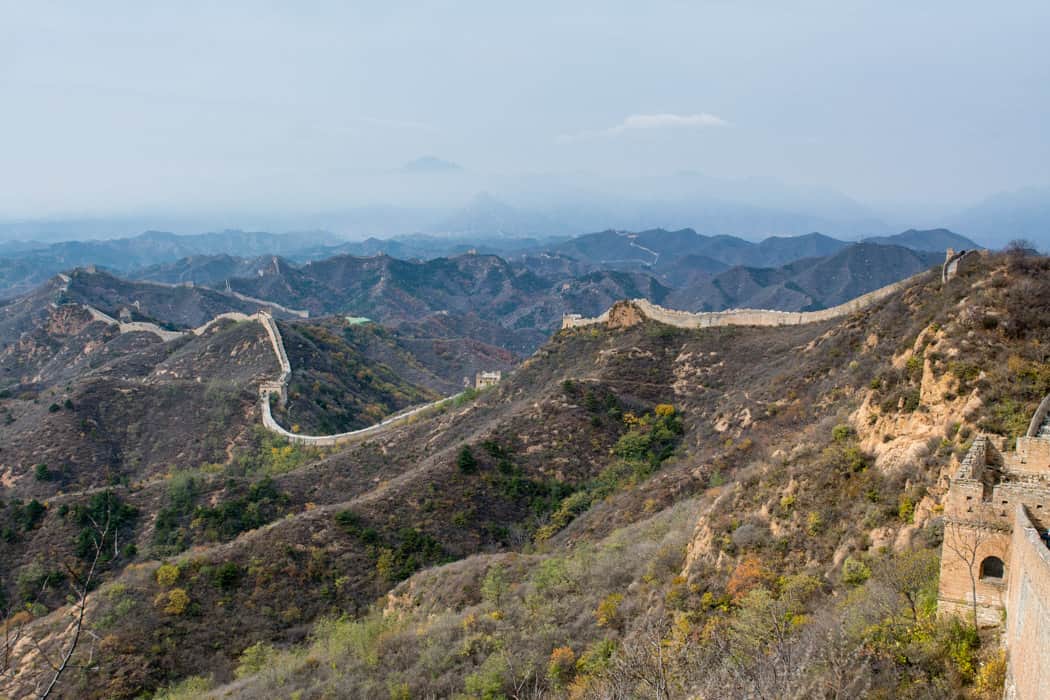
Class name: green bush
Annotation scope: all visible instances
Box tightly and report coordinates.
[72,491,138,561]
[841,557,871,586]
[831,424,853,443]
[213,562,242,592]
[235,642,276,678]
[456,446,478,474]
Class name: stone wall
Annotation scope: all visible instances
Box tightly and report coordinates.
[81,304,185,342]
[253,311,466,446]
[561,271,925,331]
[1026,394,1050,438]
[937,436,1050,626]
[1004,505,1050,700]
[1004,437,1050,476]
[937,521,1012,626]
[259,391,460,447]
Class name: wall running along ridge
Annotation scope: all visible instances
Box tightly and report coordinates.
[78,303,466,446]
[253,311,466,446]
[561,270,928,330]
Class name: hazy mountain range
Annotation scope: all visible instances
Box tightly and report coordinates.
[0,225,977,302]
[2,171,1045,248]
[0,228,968,359]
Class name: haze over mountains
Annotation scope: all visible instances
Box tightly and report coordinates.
[2,171,1047,251]
[0,227,973,358]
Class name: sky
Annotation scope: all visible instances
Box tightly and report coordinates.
[1,0,1049,224]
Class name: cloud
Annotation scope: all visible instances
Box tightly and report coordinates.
[560,112,729,141]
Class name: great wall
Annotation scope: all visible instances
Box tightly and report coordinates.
[74,299,468,447]
[561,269,921,331]
[937,401,1050,700]
[561,249,981,332]
[252,311,469,447]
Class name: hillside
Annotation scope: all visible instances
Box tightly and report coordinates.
[665,243,941,311]
[2,250,1046,698]
[0,230,339,299]
[132,254,277,287]
[221,253,669,352]
[863,228,979,252]
[546,227,966,272]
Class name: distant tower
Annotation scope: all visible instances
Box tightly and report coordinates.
[474,370,502,390]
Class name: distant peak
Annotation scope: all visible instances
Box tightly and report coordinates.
[400,156,463,173]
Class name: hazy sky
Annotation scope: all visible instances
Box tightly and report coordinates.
[2,1,1049,219]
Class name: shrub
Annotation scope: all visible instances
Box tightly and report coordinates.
[213,562,242,591]
[806,511,824,535]
[161,588,190,615]
[727,555,769,601]
[547,646,576,687]
[456,446,478,474]
[898,494,915,523]
[481,564,507,610]
[33,463,51,482]
[72,491,138,561]
[831,424,853,443]
[595,593,623,629]
[155,563,180,587]
[841,557,871,586]
[236,641,276,678]
[16,499,46,530]
[973,649,1007,698]
[153,675,214,700]
[463,653,507,699]
[575,638,617,676]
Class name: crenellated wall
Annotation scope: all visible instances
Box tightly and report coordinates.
[1004,505,1050,700]
[561,271,926,331]
[253,312,467,446]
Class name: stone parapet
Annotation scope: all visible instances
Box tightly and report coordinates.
[1004,505,1050,699]
[561,271,926,331]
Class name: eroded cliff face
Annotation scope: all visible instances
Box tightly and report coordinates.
[852,323,981,478]
[678,309,989,586]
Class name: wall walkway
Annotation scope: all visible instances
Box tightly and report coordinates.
[562,271,928,330]
[252,311,465,446]
[79,299,466,446]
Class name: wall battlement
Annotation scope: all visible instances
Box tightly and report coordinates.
[253,313,467,446]
[561,270,928,331]
[938,396,1050,697]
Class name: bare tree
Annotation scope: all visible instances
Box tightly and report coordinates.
[598,617,682,700]
[1,493,121,699]
[942,516,993,628]
[36,506,111,699]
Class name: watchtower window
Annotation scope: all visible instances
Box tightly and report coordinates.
[980,556,1005,580]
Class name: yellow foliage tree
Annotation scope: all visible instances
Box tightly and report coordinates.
[155,563,180,588]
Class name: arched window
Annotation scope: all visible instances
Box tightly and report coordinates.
[980,556,1005,580]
